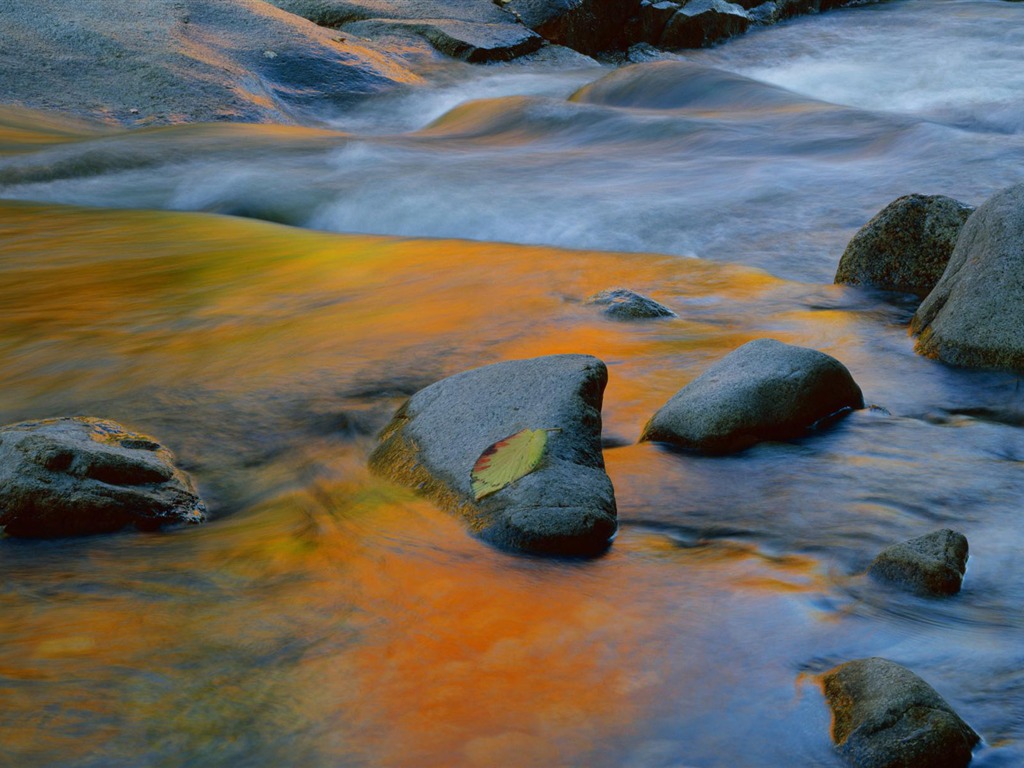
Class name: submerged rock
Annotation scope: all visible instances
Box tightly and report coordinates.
[835,194,974,299]
[640,338,863,454]
[587,288,676,320]
[369,354,617,556]
[0,417,206,538]
[912,184,1024,370]
[823,658,979,768]
[869,529,969,596]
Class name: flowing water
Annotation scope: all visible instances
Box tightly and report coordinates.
[1,0,1023,765]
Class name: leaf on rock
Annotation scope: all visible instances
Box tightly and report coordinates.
[471,428,550,501]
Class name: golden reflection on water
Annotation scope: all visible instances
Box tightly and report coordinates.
[0,199,870,766]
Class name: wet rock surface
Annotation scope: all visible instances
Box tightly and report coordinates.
[0,0,420,126]
[641,338,863,454]
[823,658,979,768]
[343,18,543,61]
[835,194,975,299]
[869,528,969,596]
[369,354,617,556]
[0,417,206,538]
[912,184,1024,371]
[587,288,676,320]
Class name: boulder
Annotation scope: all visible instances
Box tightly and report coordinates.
[911,184,1024,370]
[835,195,974,299]
[342,18,543,61]
[369,355,617,556]
[823,658,979,768]
[0,417,206,538]
[500,0,639,55]
[659,0,751,48]
[640,338,863,454]
[0,0,419,126]
[587,288,676,320]
[869,529,969,596]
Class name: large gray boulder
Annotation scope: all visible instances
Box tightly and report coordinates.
[369,355,617,556]
[640,339,863,454]
[911,184,1024,370]
[835,194,975,299]
[0,0,419,126]
[823,658,979,768]
[0,417,206,538]
[869,529,969,596]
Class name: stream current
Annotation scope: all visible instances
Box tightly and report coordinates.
[1,0,1023,766]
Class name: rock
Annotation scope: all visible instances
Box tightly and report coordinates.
[869,529,969,596]
[835,195,975,299]
[0,417,206,538]
[369,354,617,556]
[587,288,676,320]
[823,658,979,768]
[500,0,638,55]
[342,18,543,61]
[640,338,863,454]
[911,184,1024,370]
[659,0,751,48]
[0,0,420,126]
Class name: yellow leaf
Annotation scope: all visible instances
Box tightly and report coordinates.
[471,428,550,501]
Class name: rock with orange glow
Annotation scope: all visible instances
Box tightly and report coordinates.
[0,417,206,538]
[823,658,979,768]
[269,0,543,61]
[0,0,420,126]
[640,338,863,454]
[369,354,617,555]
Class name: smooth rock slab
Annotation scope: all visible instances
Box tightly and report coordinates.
[869,528,969,596]
[823,658,979,768]
[912,184,1024,370]
[587,288,676,320]
[640,338,864,454]
[835,194,974,299]
[369,354,617,555]
[0,417,206,538]
[343,18,543,61]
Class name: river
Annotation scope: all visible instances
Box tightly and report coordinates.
[0,0,1022,766]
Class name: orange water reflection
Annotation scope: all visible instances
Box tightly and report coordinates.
[0,200,872,766]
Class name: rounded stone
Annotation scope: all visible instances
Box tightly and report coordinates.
[640,338,864,454]
[835,194,974,299]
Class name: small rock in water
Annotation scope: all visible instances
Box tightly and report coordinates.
[587,288,676,320]
[369,354,617,556]
[912,183,1024,371]
[0,417,206,538]
[869,528,968,596]
[835,194,974,299]
[823,657,979,768]
[640,338,863,454]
